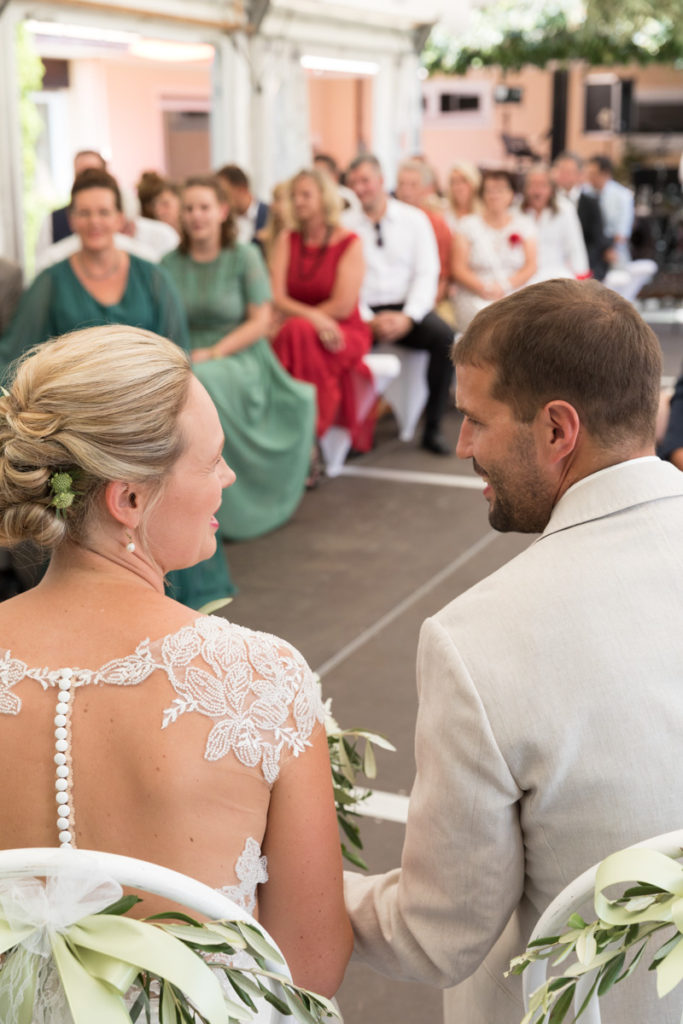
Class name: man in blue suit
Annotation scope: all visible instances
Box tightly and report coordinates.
[216,164,268,248]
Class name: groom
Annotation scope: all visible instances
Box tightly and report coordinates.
[344,279,683,1023]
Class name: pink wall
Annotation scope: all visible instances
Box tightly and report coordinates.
[101,60,212,193]
[308,74,373,172]
[421,63,683,192]
[421,68,554,192]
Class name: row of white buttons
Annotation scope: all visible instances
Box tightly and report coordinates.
[54,669,74,847]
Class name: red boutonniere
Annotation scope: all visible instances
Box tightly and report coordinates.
[508,233,523,246]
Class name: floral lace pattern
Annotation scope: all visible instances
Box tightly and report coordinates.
[159,617,323,783]
[0,617,323,783]
[218,837,269,914]
[0,617,324,910]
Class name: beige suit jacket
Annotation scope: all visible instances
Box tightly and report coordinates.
[345,457,683,1023]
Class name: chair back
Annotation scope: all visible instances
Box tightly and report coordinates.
[522,829,683,1023]
[0,847,289,1023]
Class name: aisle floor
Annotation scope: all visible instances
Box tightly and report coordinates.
[221,318,683,1024]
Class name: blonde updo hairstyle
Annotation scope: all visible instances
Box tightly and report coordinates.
[0,325,192,551]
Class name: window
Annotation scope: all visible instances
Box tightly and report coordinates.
[633,101,683,133]
[439,92,480,113]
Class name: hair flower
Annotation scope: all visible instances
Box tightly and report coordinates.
[49,471,76,515]
[508,232,523,246]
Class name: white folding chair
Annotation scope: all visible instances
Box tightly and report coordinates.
[377,346,431,443]
[523,829,683,1023]
[0,847,290,1024]
[604,259,658,304]
[319,350,401,477]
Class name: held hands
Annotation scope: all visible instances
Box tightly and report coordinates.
[371,310,412,344]
[479,281,507,301]
[311,311,344,353]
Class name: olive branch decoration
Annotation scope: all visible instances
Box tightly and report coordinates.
[508,846,683,1024]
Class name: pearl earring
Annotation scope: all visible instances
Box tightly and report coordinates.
[125,531,136,554]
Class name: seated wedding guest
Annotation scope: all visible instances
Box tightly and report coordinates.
[162,176,315,539]
[35,149,106,266]
[585,154,634,267]
[584,155,657,303]
[0,324,351,996]
[256,180,293,268]
[657,364,683,470]
[271,168,373,480]
[136,170,182,233]
[344,154,455,456]
[520,163,590,282]
[345,279,683,1024]
[1,168,188,367]
[0,258,22,335]
[35,171,179,275]
[552,151,610,280]
[216,164,268,246]
[314,153,360,213]
[451,169,536,331]
[0,167,229,611]
[443,161,482,231]
[395,159,452,306]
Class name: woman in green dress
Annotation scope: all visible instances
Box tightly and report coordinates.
[162,176,315,541]
[0,167,233,610]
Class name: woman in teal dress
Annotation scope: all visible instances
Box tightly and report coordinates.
[162,176,315,541]
[0,167,233,610]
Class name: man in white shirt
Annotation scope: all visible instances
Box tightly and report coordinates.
[216,164,268,247]
[585,154,635,267]
[345,154,455,455]
[345,278,683,1024]
[552,151,610,279]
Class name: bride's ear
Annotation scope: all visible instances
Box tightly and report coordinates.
[103,481,144,528]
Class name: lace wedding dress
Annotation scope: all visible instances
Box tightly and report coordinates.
[0,615,325,1022]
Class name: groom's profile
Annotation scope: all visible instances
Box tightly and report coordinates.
[344,279,683,1024]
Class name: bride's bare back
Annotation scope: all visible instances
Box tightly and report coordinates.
[0,327,351,994]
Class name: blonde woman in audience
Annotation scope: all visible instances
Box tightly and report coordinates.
[162,175,315,538]
[0,324,352,1001]
[520,163,590,283]
[271,168,373,480]
[257,180,293,267]
[444,161,482,231]
[451,169,536,331]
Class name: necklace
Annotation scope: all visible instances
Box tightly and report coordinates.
[296,226,332,279]
[76,251,122,281]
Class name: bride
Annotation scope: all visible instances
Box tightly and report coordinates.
[0,324,352,998]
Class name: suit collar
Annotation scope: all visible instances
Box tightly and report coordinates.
[540,457,683,538]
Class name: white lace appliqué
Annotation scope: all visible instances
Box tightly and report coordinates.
[0,617,323,904]
[159,617,323,783]
[218,837,268,914]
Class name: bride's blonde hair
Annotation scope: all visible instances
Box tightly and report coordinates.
[0,325,191,549]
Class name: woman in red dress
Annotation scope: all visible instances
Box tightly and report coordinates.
[270,169,373,472]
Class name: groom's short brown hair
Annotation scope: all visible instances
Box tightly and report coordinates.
[453,278,661,448]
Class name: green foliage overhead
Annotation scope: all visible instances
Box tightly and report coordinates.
[422,4,683,74]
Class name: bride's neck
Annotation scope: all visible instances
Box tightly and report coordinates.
[44,538,164,595]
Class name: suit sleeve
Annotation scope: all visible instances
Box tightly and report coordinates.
[579,195,609,280]
[344,616,524,987]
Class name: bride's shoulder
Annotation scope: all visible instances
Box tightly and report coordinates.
[157,615,314,680]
